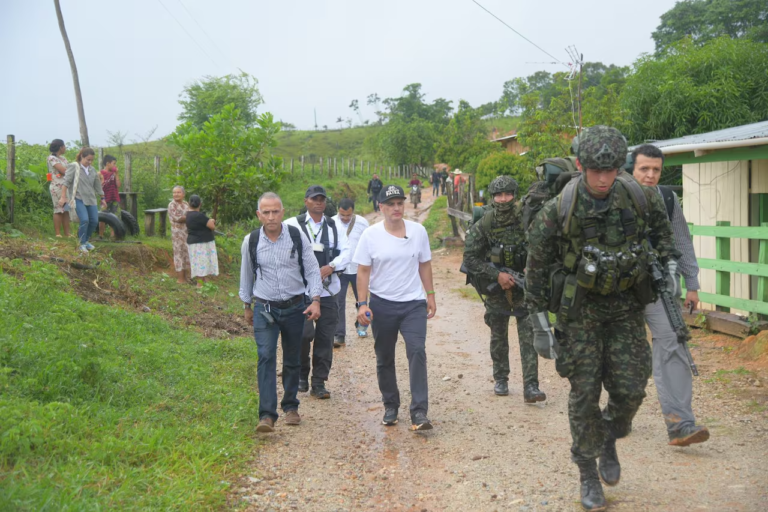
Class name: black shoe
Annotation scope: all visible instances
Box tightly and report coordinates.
[577,460,607,511]
[598,436,621,486]
[310,385,330,399]
[411,411,433,431]
[298,379,309,393]
[382,408,398,426]
[494,380,509,396]
[523,383,547,403]
[333,335,345,348]
[668,425,710,447]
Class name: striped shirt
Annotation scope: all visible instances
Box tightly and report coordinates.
[659,187,700,291]
[238,223,322,304]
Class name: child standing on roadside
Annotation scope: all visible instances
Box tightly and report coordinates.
[99,155,121,238]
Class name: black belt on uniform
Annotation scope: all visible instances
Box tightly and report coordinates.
[253,294,304,309]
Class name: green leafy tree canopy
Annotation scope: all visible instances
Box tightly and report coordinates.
[169,104,282,222]
[178,72,263,129]
[475,152,534,195]
[435,100,499,173]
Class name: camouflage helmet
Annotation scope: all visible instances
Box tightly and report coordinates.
[488,175,518,195]
[577,125,627,170]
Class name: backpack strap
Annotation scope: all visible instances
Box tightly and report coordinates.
[558,175,580,235]
[658,185,676,221]
[248,228,261,286]
[615,173,649,220]
[346,215,356,237]
[248,226,307,289]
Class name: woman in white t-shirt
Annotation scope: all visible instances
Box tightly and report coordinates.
[354,184,436,431]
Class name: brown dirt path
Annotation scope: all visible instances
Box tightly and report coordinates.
[232,188,768,511]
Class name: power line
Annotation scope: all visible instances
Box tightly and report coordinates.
[174,0,237,70]
[155,0,219,68]
[470,0,567,67]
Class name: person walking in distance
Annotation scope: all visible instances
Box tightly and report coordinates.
[367,173,383,212]
[462,176,546,403]
[525,126,679,511]
[286,185,350,399]
[631,143,709,447]
[355,184,437,431]
[332,198,370,347]
[239,192,322,433]
[431,168,441,197]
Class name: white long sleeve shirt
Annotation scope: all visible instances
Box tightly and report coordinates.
[285,214,349,297]
[332,213,370,275]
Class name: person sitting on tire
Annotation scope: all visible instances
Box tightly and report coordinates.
[98,154,121,239]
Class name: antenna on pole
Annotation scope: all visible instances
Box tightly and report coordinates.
[565,46,584,134]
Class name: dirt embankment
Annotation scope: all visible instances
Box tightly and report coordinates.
[230,188,768,511]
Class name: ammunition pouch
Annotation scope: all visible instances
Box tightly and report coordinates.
[548,266,567,314]
[632,271,656,306]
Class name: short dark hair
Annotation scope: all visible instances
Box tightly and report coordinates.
[338,198,355,210]
[49,139,65,154]
[102,154,117,168]
[631,144,665,169]
[189,194,202,208]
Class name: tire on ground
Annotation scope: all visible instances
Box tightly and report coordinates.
[98,212,126,240]
[120,210,140,236]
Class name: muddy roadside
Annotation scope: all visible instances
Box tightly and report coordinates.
[232,189,768,511]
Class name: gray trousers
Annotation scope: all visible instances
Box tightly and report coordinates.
[335,273,359,337]
[370,294,429,417]
[645,298,696,435]
[301,296,339,386]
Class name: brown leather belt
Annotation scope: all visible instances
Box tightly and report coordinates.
[253,294,304,309]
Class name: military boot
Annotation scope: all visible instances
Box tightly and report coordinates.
[494,380,509,396]
[598,435,620,486]
[576,460,607,511]
[523,383,546,403]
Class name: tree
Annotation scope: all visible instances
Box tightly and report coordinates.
[169,104,282,222]
[475,152,534,193]
[435,100,499,172]
[54,0,89,146]
[621,37,768,143]
[178,72,263,129]
[652,0,768,54]
[106,130,128,155]
[349,99,362,123]
[367,93,383,124]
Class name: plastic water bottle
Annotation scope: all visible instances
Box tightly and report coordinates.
[358,312,370,337]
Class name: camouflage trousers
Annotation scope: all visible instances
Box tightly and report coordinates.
[555,294,652,462]
[483,295,538,386]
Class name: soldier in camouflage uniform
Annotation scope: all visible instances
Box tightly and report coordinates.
[462,176,546,402]
[525,126,679,511]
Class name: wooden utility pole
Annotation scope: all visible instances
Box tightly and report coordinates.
[54,0,89,146]
[577,53,583,134]
[154,156,161,177]
[6,135,15,223]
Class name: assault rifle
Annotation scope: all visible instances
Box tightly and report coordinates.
[648,253,699,376]
[459,262,525,297]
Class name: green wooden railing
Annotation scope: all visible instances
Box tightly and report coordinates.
[684,222,768,315]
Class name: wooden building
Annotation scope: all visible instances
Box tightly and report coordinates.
[644,120,768,317]
[491,132,526,155]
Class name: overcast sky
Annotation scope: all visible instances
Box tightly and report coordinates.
[1,0,678,146]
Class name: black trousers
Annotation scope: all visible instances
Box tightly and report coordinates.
[301,296,339,386]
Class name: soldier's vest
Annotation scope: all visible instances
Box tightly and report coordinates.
[479,208,527,273]
[551,173,655,317]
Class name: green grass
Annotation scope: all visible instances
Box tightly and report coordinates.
[421,196,451,249]
[274,125,381,161]
[0,259,259,510]
[452,287,482,302]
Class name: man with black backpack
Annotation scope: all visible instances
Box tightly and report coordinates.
[239,192,323,433]
[630,144,709,448]
[286,185,350,399]
[525,126,680,511]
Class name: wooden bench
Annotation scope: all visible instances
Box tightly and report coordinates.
[144,208,168,237]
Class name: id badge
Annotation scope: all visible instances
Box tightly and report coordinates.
[312,243,324,252]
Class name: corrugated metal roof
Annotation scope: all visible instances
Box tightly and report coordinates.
[491,134,518,142]
[635,120,768,152]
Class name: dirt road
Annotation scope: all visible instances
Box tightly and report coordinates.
[233,188,768,511]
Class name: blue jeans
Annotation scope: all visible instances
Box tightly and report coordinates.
[253,299,306,421]
[75,199,99,245]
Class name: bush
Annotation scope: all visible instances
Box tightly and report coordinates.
[475,152,535,194]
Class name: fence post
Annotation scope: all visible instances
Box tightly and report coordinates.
[715,220,731,313]
[301,155,304,174]
[154,155,160,177]
[757,222,768,305]
[290,158,294,174]
[98,147,104,168]
[5,134,15,223]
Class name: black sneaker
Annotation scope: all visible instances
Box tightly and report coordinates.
[382,408,398,426]
[333,335,345,348]
[411,411,433,431]
[523,383,547,404]
[298,378,309,393]
[310,385,331,399]
[494,380,509,396]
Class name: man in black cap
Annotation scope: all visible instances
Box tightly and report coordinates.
[286,185,350,399]
[354,184,436,430]
[367,174,384,212]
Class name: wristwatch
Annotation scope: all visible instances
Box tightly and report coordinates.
[356,300,368,308]
[329,262,337,270]
[243,303,252,310]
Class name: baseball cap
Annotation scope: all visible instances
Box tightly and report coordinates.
[378,184,406,203]
[305,185,327,199]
